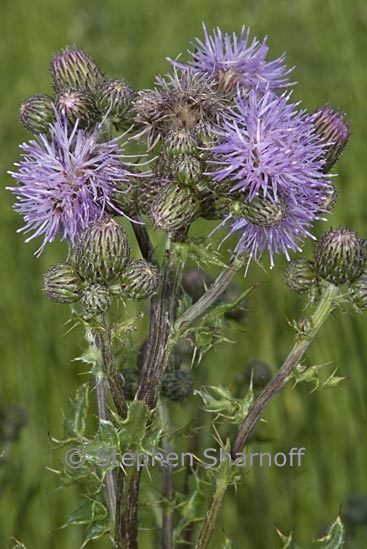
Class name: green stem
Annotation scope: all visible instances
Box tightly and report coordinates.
[174,254,244,336]
[195,282,340,549]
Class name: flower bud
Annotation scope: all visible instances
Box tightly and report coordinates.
[20,94,55,134]
[121,260,161,300]
[313,104,350,173]
[120,368,139,400]
[151,182,200,231]
[55,88,98,128]
[170,154,202,184]
[76,218,130,283]
[239,194,287,227]
[314,227,366,285]
[163,128,199,158]
[284,259,317,294]
[95,79,135,128]
[349,271,367,311]
[43,263,83,304]
[161,370,194,401]
[80,283,110,318]
[50,46,105,93]
[137,178,169,216]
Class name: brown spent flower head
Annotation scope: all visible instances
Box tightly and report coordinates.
[133,69,228,149]
[314,227,366,285]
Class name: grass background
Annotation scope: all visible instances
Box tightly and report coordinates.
[1,0,367,547]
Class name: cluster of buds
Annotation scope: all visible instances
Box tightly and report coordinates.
[20,47,135,135]
[43,218,161,319]
[285,227,367,311]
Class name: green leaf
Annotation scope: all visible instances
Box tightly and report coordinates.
[119,400,150,451]
[67,497,107,526]
[275,527,302,549]
[81,516,110,547]
[63,383,90,440]
[311,516,345,548]
[173,238,227,269]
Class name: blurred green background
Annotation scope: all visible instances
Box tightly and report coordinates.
[1,0,367,547]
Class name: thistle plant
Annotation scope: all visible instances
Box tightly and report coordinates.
[8,23,360,549]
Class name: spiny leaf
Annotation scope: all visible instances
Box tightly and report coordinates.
[311,516,345,548]
[173,238,227,269]
[119,400,150,451]
[67,497,107,526]
[63,383,90,440]
[80,516,110,547]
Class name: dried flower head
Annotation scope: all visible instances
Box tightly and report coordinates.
[169,24,293,93]
[8,113,137,255]
[133,68,227,148]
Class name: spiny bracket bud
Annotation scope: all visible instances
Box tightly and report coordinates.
[55,88,98,128]
[151,182,200,232]
[96,79,135,128]
[285,259,317,294]
[20,94,55,134]
[170,154,202,184]
[43,263,83,304]
[314,227,366,286]
[161,370,194,401]
[75,218,130,283]
[163,128,199,158]
[120,260,161,300]
[50,46,105,93]
[239,194,287,227]
[80,283,110,318]
[349,271,367,311]
[313,104,350,173]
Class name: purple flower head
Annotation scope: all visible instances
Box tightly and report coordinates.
[208,89,330,201]
[8,113,138,255]
[168,24,293,93]
[208,90,333,268]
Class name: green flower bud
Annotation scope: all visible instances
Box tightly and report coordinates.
[95,79,135,128]
[43,263,83,304]
[76,218,130,283]
[314,227,366,285]
[161,370,194,401]
[200,193,231,221]
[50,46,105,93]
[121,260,161,300]
[239,194,287,227]
[170,154,202,184]
[120,368,139,400]
[163,128,199,158]
[137,178,169,216]
[55,88,98,128]
[313,104,350,173]
[80,283,111,318]
[284,259,317,294]
[151,182,200,232]
[349,271,367,311]
[20,94,55,134]
[316,181,338,212]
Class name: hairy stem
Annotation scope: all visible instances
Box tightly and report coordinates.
[195,283,340,548]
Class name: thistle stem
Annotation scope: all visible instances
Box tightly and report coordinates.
[159,401,175,549]
[195,282,340,548]
[174,254,245,335]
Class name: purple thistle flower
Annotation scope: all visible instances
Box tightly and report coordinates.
[208,90,330,201]
[208,90,333,268]
[168,24,293,93]
[8,114,137,255]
